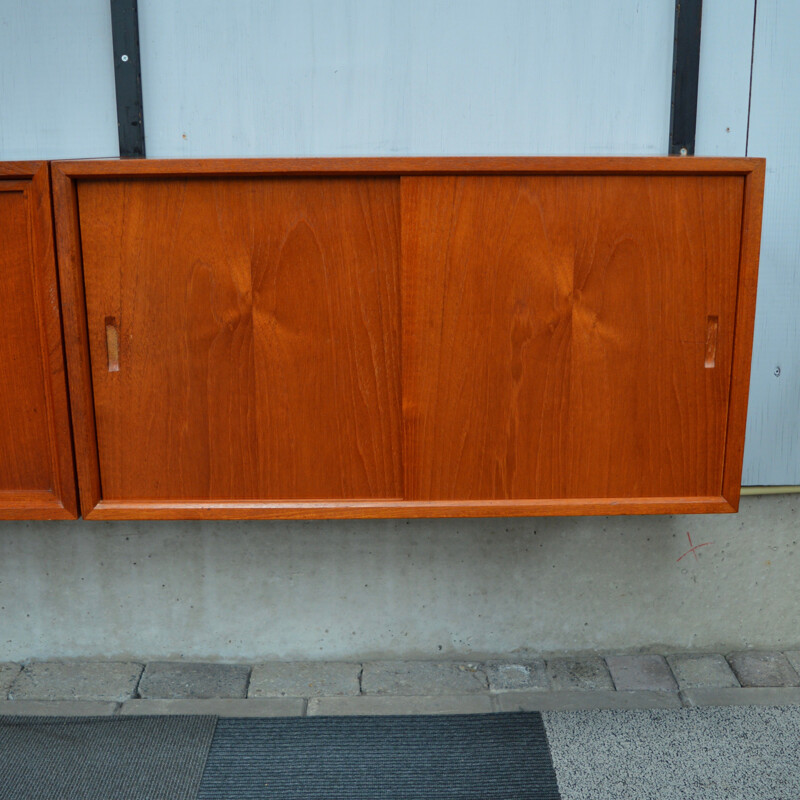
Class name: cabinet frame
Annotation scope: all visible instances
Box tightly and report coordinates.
[0,162,77,519]
[52,157,764,520]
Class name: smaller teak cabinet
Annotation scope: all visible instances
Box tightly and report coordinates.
[0,163,76,518]
[46,157,764,520]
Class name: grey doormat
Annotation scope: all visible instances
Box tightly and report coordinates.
[0,715,216,800]
[197,712,560,799]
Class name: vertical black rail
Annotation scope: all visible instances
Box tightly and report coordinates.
[110,0,146,157]
[669,0,703,155]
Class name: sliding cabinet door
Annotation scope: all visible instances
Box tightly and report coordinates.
[77,177,402,502]
[402,174,744,502]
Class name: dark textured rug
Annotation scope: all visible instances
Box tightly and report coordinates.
[197,712,560,799]
[0,715,217,800]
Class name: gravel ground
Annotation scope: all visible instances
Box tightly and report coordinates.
[543,705,800,800]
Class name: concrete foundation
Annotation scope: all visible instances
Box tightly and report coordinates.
[0,495,797,662]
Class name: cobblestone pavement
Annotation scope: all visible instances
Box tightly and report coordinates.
[1,651,799,715]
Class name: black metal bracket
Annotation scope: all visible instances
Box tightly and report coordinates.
[110,0,146,158]
[669,0,703,155]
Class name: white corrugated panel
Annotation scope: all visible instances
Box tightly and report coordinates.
[0,1,118,160]
[137,0,675,157]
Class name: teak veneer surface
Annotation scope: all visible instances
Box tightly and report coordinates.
[402,175,742,500]
[0,163,77,518]
[78,177,402,501]
[51,157,764,519]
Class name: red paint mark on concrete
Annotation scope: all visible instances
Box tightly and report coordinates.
[677,531,713,562]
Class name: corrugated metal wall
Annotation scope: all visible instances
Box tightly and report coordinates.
[0,1,118,159]
[0,0,796,484]
[136,0,674,157]
[742,1,800,485]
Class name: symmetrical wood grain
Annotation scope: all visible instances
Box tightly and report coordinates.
[51,157,764,519]
[402,175,744,500]
[0,163,77,519]
[77,177,401,500]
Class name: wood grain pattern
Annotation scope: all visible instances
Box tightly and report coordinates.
[85,496,734,520]
[721,162,766,507]
[54,156,758,178]
[50,157,763,519]
[402,175,744,500]
[51,163,102,514]
[0,163,76,519]
[0,185,52,491]
[77,177,401,500]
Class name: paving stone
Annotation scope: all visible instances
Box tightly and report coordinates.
[681,687,800,707]
[495,689,681,712]
[727,651,800,687]
[361,661,488,695]
[0,700,118,716]
[249,662,360,698]
[666,653,739,689]
[121,698,305,716]
[784,651,800,675]
[606,654,678,691]
[485,661,549,692]
[546,657,614,691]
[308,694,493,716]
[8,661,143,702]
[138,662,250,699]
[0,663,22,697]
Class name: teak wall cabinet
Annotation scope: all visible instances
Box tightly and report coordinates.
[0,163,77,519]
[50,157,764,520]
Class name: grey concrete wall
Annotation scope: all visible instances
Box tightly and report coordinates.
[1,495,797,662]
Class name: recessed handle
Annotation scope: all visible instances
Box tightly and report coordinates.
[105,317,120,372]
[704,315,718,369]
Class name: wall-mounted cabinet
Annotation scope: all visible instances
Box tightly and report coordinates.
[0,163,77,519]
[48,157,763,519]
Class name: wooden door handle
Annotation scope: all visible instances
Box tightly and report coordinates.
[705,315,718,368]
[105,317,120,372]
